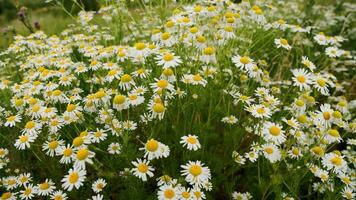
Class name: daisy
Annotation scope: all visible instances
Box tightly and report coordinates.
[140,139,164,160]
[4,114,22,127]
[247,104,272,119]
[200,46,217,64]
[244,150,259,162]
[92,178,107,193]
[313,74,332,96]
[108,142,121,154]
[261,144,281,163]
[301,56,316,71]
[150,78,175,93]
[322,152,347,174]
[324,129,342,143]
[291,68,313,91]
[112,94,130,111]
[20,184,37,200]
[156,52,182,69]
[90,129,108,143]
[221,115,238,124]
[275,38,292,50]
[288,147,302,159]
[191,74,207,87]
[42,139,64,157]
[232,55,255,71]
[181,160,211,187]
[73,147,95,169]
[325,46,343,58]
[262,122,286,144]
[14,134,35,150]
[0,192,17,200]
[158,184,179,200]
[180,135,201,151]
[119,74,135,90]
[61,166,86,191]
[17,173,31,186]
[50,190,68,200]
[36,179,55,196]
[131,159,155,181]
[21,120,42,135]
[341,187,355,200]
[57,144,74,164]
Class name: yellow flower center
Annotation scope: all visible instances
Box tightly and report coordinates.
[146,139,159,152]
[25,121,35,129]
[296,75,306,83]
[39,182,49,190]
[224,26,233,32]
[264,147,274,154]
[48,141,58,150]
[73,137,84,147]
[240,56,250,64]
[189,164,202,176]
[95,90,106,99]
[153,103,165,113]
[292,148,299,155]
[135,43,146,50]
[157,79,168,88]
[163,53,174,61]
[7,116,16,122]
[182,191,190,198]
[317,79,326,87]
[137,163,148,173]
[187,136,197,144]
[163,68,174,76]
[203,47,214,55]
[328,129,339,137]
[295,99,305,107]
[161,32,171,40]
[193,74,203,82]
[1,192,12,199]
[66,104,76,112]
[280,39,288,45]
[256,107,265,114]
[269,126,281,136]
[76,148,89,160]
[69,172,79,184]
[121,74,132,83]
[332,111,342,118]
[323,112,331,120]
[311,146,324,156]
[63,148,72,157]
[164,189,175,199]
[330,156,342,166]
[19,135,29,143]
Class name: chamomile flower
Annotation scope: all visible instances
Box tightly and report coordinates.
[15,134,35,150]
[275,38,292,50]
[322,152,347,174]
[108,142,121,154]
[262,122,286,144]
[181,160,211,187]
[261,143,281,163]
[37,179,55,196]
[92,178,107,193]
[131,158,155,181]
[301,56,316,71]
[4,114,22,127]
[221,115,238,124]
[232,55,255,71]
[73,147,95,168]
[156,52,182,69]
[180,135,201,151]
[291,68,313,91]
[61,166,86,191]
[158,184,179,200]
[50,190,68,200]
[247,104,272,119]
[19,184,37,200]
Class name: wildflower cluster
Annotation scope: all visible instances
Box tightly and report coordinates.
[0,0,355,199]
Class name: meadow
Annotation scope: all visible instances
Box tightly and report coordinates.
[0,0,355,199]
